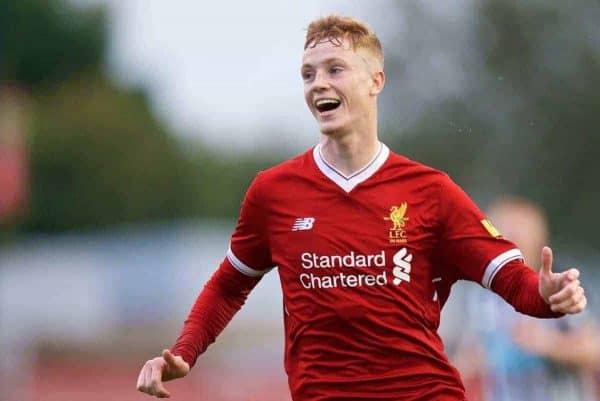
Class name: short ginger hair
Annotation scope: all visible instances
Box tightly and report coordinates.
[304,15,384,69]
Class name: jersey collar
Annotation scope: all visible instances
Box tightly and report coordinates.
[313,142,390,193]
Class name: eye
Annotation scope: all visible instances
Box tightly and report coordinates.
[330,66,343,74]
[302,70,314,81]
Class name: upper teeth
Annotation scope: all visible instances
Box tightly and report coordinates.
[315,99,340,107]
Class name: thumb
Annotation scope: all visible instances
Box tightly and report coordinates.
[540,246,553,277]
[162,349,178,367]
[162,349,190,380]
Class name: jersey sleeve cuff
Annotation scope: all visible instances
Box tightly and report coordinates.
[482,248,524,289]
[226,247,273,277]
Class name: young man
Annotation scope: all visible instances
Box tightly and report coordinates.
[136,15,587,401]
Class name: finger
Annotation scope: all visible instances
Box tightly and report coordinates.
[551,286,585,313]
[540,246,553,276]
[150,363,171,398]
[564,268,580,282]
[574,294,588,313]
[154,384,171,398]
[136,363,148,392]
[548,279,580,304]
[136,364,144,389]
[554,291,587,314]
[144,362,153,392]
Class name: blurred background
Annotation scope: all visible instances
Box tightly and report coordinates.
[1,0,599,400]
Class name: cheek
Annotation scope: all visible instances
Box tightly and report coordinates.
[344,86,366,108]
[303,90,312,106]
[345,78,368,99]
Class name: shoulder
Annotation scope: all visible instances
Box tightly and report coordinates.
[254,148,313,183]
[382,148,478,222]
[248,148,315,196]
[259,148,312,178]
[383,149,453,190]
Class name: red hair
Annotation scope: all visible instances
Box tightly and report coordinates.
[305,15,384,68]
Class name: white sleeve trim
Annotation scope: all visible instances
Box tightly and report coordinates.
[482,248,524,289]
[226,247,272,277]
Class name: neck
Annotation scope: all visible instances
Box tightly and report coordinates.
[319,132,380,176]
[319,109,380,175]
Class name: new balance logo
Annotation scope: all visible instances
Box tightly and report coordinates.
[292,217,315,231]
[392,247,413,285]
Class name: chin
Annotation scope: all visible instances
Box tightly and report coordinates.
[318,119,348,137]
[319,126,337,136]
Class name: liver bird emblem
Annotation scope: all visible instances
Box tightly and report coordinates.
[385,203,409,230]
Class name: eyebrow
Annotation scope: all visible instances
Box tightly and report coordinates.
[301,57,347,70]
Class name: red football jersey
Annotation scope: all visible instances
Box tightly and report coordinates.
[227,143,522,401]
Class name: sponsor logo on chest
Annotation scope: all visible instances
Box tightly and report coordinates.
[288,202,417,290]
[298,249,413,290]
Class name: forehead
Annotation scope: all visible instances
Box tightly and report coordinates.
[301,38,359,67]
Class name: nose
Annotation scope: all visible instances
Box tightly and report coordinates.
[310,70,329,91]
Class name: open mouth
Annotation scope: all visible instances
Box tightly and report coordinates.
[314,98,341,113]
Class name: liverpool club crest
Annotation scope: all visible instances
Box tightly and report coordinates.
[384,203,409,244]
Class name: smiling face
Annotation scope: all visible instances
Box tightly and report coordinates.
[301,37,384,137]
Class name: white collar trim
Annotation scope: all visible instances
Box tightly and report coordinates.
[313,142,390,193]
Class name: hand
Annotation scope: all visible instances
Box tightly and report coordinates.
[136,349,190,398]
[538,246,586,314]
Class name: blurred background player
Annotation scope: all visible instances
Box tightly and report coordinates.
[452,195,600,401]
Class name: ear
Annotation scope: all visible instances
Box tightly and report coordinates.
[370,71,385,96]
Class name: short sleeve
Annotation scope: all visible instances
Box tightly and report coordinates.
[227,173,274,277]
[437,175,523,288]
